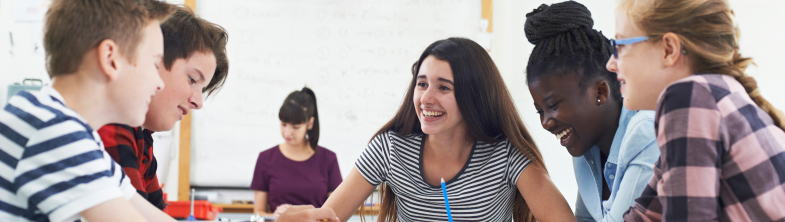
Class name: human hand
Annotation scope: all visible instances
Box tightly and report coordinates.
[275,205,339,222]
[272,204,292,217]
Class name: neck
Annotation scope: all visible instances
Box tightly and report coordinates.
[282,140,311,152]
[425,128,472,160]
[597,100,622,156]
[51,71,112,130]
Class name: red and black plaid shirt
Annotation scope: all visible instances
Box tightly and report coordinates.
[98,124,166,210]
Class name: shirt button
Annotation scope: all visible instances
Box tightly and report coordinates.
[609,174,615,180]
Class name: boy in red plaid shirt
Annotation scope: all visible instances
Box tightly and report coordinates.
[98,6,229,210]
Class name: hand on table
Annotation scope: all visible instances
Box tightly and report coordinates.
[273,204,292,217]
[275,205,340,222]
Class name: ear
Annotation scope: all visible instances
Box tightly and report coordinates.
[97,39,122,81]
[661,32,685,67]
[595,80,610,106]
[307,117,315,130]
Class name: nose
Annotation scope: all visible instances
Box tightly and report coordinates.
[606,56,618,73]
[189,89,204,109]
[540,112,556,132]
[420,85,436,105]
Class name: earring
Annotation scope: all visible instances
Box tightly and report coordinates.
[597,99,601,103]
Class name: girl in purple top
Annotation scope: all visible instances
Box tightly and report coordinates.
[250,87,342,217]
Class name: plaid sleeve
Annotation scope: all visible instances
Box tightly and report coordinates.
[625,79,723,221]
[98,124,165,209]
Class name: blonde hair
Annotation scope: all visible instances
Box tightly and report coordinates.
[620,0,785,130]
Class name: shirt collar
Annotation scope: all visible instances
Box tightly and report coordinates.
[606,106,637,163]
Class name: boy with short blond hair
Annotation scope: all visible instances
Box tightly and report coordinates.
[0,0,178,221]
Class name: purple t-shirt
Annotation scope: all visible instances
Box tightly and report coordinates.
[250,145,342,212]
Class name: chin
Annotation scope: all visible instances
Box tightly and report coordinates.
[142,117,176,132]
[419,126,439,135]
[567,148,584,157]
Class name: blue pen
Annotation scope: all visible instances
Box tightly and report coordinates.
[440,178,454,222]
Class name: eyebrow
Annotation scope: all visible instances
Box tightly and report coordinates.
[416,75,454,85]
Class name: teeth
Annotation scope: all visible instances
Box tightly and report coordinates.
[424,111,444,117]
[556,128,571,140]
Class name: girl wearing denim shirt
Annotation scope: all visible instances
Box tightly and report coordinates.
[524,2,659,221]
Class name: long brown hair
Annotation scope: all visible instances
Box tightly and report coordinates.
[365,37,545,222]
[620,0,785,130]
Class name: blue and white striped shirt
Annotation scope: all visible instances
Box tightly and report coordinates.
[0,87,136,222]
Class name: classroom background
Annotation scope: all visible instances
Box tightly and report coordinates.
[1,0,783,215]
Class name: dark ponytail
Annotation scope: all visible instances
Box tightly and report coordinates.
[278,87,320,151]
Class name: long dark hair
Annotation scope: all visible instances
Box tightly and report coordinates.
[369,37,545,222]
[524,1,619,101]
[278,87,320,151]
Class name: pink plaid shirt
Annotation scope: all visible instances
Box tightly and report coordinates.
[624,74,785,221]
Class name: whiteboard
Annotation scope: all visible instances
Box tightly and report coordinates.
[192,0,482,187]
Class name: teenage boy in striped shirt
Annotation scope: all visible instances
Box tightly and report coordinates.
[97,6,229,210]
[0,0,179,221]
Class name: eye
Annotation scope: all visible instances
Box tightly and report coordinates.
[439,85,451,91]
[548,102,560,110]
[155,64,160,70]
[535,110,543,115]
[417,82,427,88]
[189,76,196,84]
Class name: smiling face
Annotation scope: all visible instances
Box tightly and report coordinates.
[143,51,217,131]
[606,10,671,110]
[413,55,466,136]
[110,21,165,127]
[529,75,607,157]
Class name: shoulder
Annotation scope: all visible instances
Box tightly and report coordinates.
[3,90,94,144]
[259,145,280,157]
[97,124,138,145]
[625,110,656,138]
[619,110,659,160]
[658,74,738,112]
[3,90,81,129]
[374,130,423,150]
[317,146,336,156]
[490,137,529,161]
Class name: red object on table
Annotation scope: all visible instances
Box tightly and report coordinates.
[164,200,223,220]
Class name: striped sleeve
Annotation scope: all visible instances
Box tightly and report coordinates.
[16,119,130,222]
[506,141,531,186]
[355,131,391,186]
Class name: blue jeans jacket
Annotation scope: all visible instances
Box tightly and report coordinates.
[574,107,659,222]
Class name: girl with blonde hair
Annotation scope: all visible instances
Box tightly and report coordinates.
[606,0,785,221]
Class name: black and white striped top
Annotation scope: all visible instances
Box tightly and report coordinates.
[356,130,531,221]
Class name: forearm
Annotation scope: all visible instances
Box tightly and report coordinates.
[253,191,271,215]
[322,168,376,221]
[129,193,177,222]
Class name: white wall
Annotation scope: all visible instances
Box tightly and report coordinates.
[0,0,50,104]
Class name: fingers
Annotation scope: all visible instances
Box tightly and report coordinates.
[285,205,315,212]
[304,207,337,221]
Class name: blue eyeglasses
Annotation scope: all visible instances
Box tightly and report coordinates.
[609,36,649,58]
